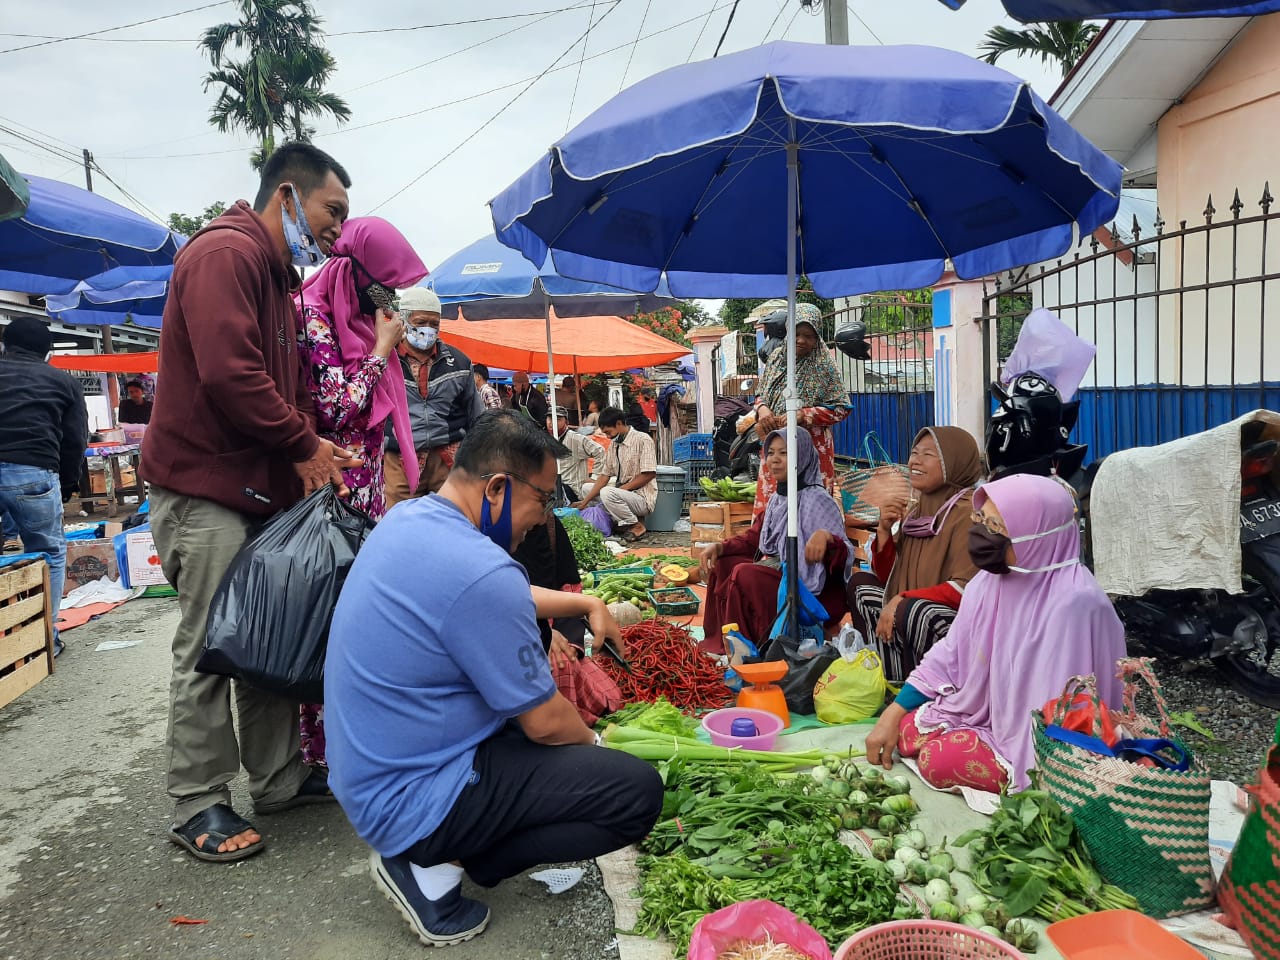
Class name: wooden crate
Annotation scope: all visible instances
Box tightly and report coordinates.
[0,559,55,711]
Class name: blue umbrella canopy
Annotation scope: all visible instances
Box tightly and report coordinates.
[426,233,674,319]
[0,174,182,296]
[939,0,1280,19]
[44,264,169,328]
[491,41,1122,299]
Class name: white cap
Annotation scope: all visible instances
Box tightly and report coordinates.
[399,286,441,315]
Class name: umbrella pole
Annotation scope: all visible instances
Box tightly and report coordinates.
[784,141,800,645]
[573,354,582,425]
[544,292,557,434]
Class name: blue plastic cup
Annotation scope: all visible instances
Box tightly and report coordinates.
[730,717,759,738]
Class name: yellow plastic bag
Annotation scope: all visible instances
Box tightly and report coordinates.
[813,649,887,723]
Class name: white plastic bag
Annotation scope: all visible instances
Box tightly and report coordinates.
[833,623,872,661]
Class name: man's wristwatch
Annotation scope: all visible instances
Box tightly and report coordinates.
[593,732,604,747]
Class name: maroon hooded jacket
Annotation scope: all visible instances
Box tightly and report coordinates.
[141,200,319,515]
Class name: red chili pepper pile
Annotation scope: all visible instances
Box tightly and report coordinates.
[602,621,733,711]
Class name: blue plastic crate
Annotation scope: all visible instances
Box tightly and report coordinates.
[681,459,717,502]
[673,433,714,463]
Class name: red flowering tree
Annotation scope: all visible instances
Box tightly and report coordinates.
[627,305,690,348]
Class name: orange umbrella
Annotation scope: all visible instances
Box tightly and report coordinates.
[50,350,158,374]
[439,310,686,376]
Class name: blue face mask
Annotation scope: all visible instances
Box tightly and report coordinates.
[405,325,438,352]
[281,184,326,268]
[480,480,514,552]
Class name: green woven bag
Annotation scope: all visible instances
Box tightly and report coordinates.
[1218,745,1280,959]
[1032,658,1214,918]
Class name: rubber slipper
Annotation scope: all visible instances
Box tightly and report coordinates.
[253,765,335,815]
[623,530,647,543]
[168,802,265,863]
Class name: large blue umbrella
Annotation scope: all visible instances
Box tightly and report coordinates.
[427,233,676,431]
[939,0,1280,19]
[0,174,181,296]
[491,40,1122,643]
[44,265,170,328]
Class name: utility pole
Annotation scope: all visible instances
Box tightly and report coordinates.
[823,1,849,45]
[81,148,94,192]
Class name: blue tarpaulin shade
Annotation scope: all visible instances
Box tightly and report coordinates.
[44,265,170,328]
[939,0,1280,19]
[0,174,181,296]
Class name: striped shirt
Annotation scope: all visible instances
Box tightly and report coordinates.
[606,427,658,511]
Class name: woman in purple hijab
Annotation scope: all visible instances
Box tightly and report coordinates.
[863,473,1126,792]
[699,428,855,652]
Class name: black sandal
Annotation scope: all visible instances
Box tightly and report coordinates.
[168,803,265,863]
[253,765,335,815]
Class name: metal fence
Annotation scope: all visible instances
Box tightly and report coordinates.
[977,185,1280,461]
[828,298,935,465]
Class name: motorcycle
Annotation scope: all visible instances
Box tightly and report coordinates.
[987,376,1280,708]
[709,397,761,481]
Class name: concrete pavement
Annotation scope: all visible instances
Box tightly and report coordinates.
[0,597,617,960]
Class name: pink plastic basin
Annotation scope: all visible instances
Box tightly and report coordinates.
[701,707,784,751]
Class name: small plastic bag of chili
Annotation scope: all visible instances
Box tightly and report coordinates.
[687,901,831,960]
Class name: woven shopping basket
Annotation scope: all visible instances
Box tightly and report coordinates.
[839,433,910,520]
[1217,742,1280,959]
[1032,658,1213,918]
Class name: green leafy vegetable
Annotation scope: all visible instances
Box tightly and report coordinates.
[562,515,613,571]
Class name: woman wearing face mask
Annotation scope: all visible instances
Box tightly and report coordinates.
[296,217,426,766]
[862,473,1126,792]
[297,216,427,521]
[750,302,851,518]
[846,427,984,683]
[699,428,855,653]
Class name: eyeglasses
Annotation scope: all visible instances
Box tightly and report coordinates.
[484,472,557,516]
[970,510,1008,536]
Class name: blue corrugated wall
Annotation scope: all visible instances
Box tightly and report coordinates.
[834,392,936,464]
[1073,383,1280,460]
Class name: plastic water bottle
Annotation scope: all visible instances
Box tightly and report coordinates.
[722,623,758,693]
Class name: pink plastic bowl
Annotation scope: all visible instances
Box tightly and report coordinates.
[701,707,784,751]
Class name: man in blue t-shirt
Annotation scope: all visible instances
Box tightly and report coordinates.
[325,409,662,947]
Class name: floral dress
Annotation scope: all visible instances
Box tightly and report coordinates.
[298,306,390,521]
[297,306,392,765]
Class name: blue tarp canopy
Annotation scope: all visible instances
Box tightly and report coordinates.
[938,0,1280,19]
[0,174,181,296]
[44,265,169,328]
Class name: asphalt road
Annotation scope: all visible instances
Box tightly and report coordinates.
[0,597,617,960]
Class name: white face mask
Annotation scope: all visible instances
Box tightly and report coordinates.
[1008,518,1081,574]
[405,325,438,352]
[280,184,326,268]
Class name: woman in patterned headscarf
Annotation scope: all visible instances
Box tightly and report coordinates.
[750,302,851,517]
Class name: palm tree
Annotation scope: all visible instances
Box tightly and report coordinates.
[978,20,1100,77]
[200,0,351,169]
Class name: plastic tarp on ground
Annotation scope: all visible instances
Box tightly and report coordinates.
[439,312,686,375]
[49,351,158,374]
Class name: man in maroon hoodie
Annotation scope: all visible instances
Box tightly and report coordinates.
[143,143,357,863]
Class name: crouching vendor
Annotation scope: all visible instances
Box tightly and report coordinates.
[324,409,662,947]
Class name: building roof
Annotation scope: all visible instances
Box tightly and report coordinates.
[1050,16,1254,186]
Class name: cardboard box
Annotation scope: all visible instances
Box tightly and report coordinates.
[87,469,107,494]
[64,539,119,595]
[690,501,755,527]
[0,558,54,711]
[124,529,168,587]
[690,520,753,544]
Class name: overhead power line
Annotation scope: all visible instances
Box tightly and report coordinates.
[686,1,719,62]
[0,1,229,56]
[566,1,601,133]
[760,0,789,44]
[367,0,627,215]
[619,0,654,91]
[713,0,742,57]
[848,3,884,44]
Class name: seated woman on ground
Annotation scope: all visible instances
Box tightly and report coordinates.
[699,429,855,653]
[863,473,1126,793]
[846,427,983,684]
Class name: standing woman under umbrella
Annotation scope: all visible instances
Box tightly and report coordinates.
[751,302,850,517]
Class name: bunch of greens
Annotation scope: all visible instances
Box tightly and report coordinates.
[562,514,613,571]
[807,754,919,835]
[604,728,826,781]
[601,698,698,737]
[955,788,1138,924]
[600,553,698,570]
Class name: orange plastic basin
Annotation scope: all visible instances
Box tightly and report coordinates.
[734,660,789,684]
[1046,910,1204,960]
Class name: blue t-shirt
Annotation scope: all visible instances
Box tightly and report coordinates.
[324,494,557,857]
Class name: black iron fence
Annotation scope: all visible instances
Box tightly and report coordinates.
[977,185,1280,461]
[828,298,935,465]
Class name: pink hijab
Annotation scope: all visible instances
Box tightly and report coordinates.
[909,473,1126,791]
[299,217,428,495]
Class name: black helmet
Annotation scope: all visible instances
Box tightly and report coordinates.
[758,335,784,362]
[761,308,788,341]
[985,372,1069,471]
[833,319,871,361]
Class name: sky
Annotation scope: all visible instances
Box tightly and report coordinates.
[0,0,1064,279]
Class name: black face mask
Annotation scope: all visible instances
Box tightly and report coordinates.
[349,254,394,317]
[968,525,1013,575]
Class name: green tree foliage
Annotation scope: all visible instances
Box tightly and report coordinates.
[978,20,1099,77]
[166,201,228,237]
[860,289,934,335]
[718,278,834,333]
[200,0,351,170]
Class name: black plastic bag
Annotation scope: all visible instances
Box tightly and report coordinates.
[757,634,840,716]
[198,485,374,702]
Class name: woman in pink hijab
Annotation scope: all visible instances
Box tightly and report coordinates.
[296,217,427,764]
[863,473,1126,792]
[297,217,428,520]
